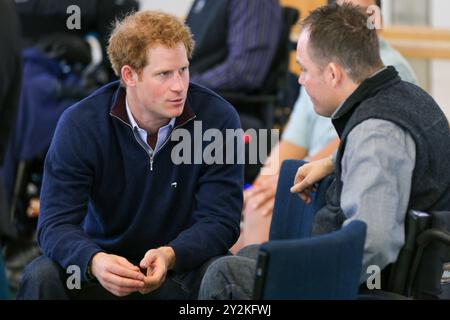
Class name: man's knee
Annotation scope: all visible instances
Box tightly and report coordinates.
[21,256,63,283]
[236,244,260,259]
[17,255,68,299]
[199,257,235,299]
[199,255,256,300]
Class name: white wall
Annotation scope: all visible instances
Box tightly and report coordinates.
[138,0,194,17]
[383,0,450,119]
[381,0,392,26]
[431,0,450,119]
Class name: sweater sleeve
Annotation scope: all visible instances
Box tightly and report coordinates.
[169,111,244,272]
[37,110,103,282]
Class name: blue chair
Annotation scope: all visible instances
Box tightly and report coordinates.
[269,160,333,240]
[255,160,449,300]
[254,220,366,299]
[252,160,367,299]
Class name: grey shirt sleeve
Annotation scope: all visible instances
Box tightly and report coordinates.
[340,119,416,284]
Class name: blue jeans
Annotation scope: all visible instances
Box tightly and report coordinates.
[17,255,217,300]
[198,244,260,300]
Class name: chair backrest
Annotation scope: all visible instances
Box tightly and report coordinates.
[253,220,367,299]
[268,163,450,300]
[269,160,333,240]
[252,159,366,299]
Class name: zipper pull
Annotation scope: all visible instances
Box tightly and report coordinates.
[150,156,153,171]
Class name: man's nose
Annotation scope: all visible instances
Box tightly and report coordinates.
[298,73,305,86]
[171,73,185,91]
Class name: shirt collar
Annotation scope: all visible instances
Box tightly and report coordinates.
[125,98,176,132]
[331,66,388,119]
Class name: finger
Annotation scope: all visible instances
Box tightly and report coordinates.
[243,187,256,198]
[251,176,263,188]
[256,190,276,211]
[139,288,151,295]
[104,279,139,296]
[251,192,271,210]
[103,281,136,297]
[298,192,312,204]
[103,272,145,290]
[243,189,252,204]
[290,183,301,193]
[251,175,274,193]
[249,194,264,210]
[260,198,275,217]
[140,251,157,269]
[144,263,166,286]
[116,256,140,271]
[243,191,254,207]
[297,186,310,199]
[290,178,312,194]
[242,201,255,218]
[293,166,305,181]
[293,175,304,188]
[257,177,277,193]
[108,263,145,281]
[258,175,278,189]
[139,285,159,295]
[246,185,265,201]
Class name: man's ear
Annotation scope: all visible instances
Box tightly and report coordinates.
[326,62,344,88]
[121,65,137,87]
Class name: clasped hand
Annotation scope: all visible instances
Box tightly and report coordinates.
[91,247,175,297]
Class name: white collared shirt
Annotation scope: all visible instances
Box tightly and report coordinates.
[125,99,176,154]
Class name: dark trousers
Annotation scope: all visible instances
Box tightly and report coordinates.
[16,255,217,300]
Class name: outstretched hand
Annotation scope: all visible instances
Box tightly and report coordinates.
[290,157,334,204]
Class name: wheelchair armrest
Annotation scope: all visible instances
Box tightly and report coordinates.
[417,229,450,247]
[406,227,450,298]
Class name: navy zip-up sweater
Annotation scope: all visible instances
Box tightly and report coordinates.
[38,81,243,281]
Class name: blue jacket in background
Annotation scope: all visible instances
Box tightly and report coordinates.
[38,81,244,281]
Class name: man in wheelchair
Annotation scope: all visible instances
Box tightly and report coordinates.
[198,2,450,300]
